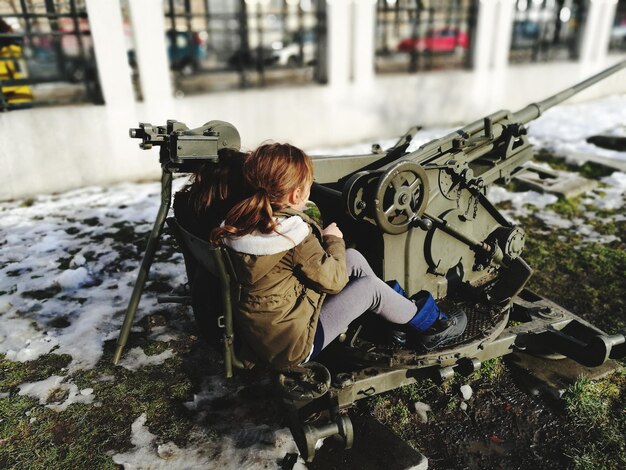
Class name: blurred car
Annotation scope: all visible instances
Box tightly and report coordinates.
[127,30,208,75]
[0,33,34,110]
[23,18,97,83]
[166,30,207,74]
[271,30,317,66]
[510,20,540,49]
[227,47,277,70]
[397,27,469,54]
[24,46,96,83]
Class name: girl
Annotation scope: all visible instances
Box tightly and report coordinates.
[211,143,466,369]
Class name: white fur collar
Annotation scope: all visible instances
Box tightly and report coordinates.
[223,215,310,255]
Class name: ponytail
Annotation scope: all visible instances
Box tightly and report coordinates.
[210,142,313,244]
[210,189,277,243]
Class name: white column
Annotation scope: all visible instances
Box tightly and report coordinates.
[596,0,619,61]
[127,0,172,103]
[327,0,351,88]
[579,0,605,63]
[580,0,618,64]
[492,0,516,69]
[351,0,376,84]
[84,0,134,106]
[472,0,498,70]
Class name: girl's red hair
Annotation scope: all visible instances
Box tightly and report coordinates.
[210,143,313,243]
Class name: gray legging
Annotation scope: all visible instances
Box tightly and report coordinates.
[315,248,417,351]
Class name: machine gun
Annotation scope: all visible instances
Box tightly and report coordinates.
[114,61,626,461]
[113,119,241,364]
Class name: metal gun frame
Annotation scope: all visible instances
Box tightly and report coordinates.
[115,61,626,462]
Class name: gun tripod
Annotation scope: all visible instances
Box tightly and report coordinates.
[113,169,173,365]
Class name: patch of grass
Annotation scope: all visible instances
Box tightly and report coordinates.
[494,200,513,211]
[57,256,74,270]
[21,285,63,300]
[47,316,72,329]
[57,295,88,305]
[0,353,72,392]
[82,217,100,227]
[472,357,504,381]
[564,378,618,428]
[577,162,615,180]
[0,285,17,296]
[523,216,626,332]
[584,205,626,241]
[535,150,614,179]
[398,380,437,402]
[562,374,626,469]
[6,268,31,277]
[365,395,414,434]
[20,197,36,208]
[0,396,120,469]
[83,250,99,262]
[545,196,584,219]
[143,341,170,356]
[445,396,461,413]
[0,347,197,469]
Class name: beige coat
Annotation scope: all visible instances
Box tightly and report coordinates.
[223,209,348,368]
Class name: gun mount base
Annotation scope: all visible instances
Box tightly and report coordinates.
[278,289,625,434]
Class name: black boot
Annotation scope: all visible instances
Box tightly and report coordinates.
[416,308,467,351]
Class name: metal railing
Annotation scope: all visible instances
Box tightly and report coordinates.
[509,0,586,64]
[157,0,327,95]
[0,0,102,111]
[375,0,478,74]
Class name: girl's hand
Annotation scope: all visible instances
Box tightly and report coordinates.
[322,222,343,239]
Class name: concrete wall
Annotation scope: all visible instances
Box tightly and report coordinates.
[1,0,625,200]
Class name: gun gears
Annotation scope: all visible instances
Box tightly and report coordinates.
[373,160,430,234]
[344,161,430,234]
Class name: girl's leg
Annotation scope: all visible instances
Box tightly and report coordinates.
[308,248,446,359]
[317,274,417,350]
[344,248,376,279]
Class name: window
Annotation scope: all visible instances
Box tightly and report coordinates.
[160,0,327,96]
[509,0,586,64]
[609,0,626,53]
[0,0,102,111]
[375,0,478,74]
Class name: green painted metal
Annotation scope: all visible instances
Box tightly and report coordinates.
[310,60,626,304]
[113,170,172,365]
[117,63,626,461]
[114,120,239,365]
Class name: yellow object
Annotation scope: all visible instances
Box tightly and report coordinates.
[0,42,34,108]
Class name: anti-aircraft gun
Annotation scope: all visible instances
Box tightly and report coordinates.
[115,61,626,461]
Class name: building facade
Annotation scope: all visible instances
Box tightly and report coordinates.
[0,0,625,199]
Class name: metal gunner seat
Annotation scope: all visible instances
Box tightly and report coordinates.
[166,217,244,377]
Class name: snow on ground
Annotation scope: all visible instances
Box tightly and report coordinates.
[486,168,626,244]
[1,95,625,468]
[17,375,94,412]
[117,346,176,371]
[112,413,304,470]
[527,94,626,163]
[0,180,187,370]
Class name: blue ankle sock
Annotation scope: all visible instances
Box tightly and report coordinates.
[407,293,446,332]
[386,280,407,298]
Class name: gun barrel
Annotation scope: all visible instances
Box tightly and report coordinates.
[512,59,626,124]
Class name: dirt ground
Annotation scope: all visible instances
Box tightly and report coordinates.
[391,366,570,469]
